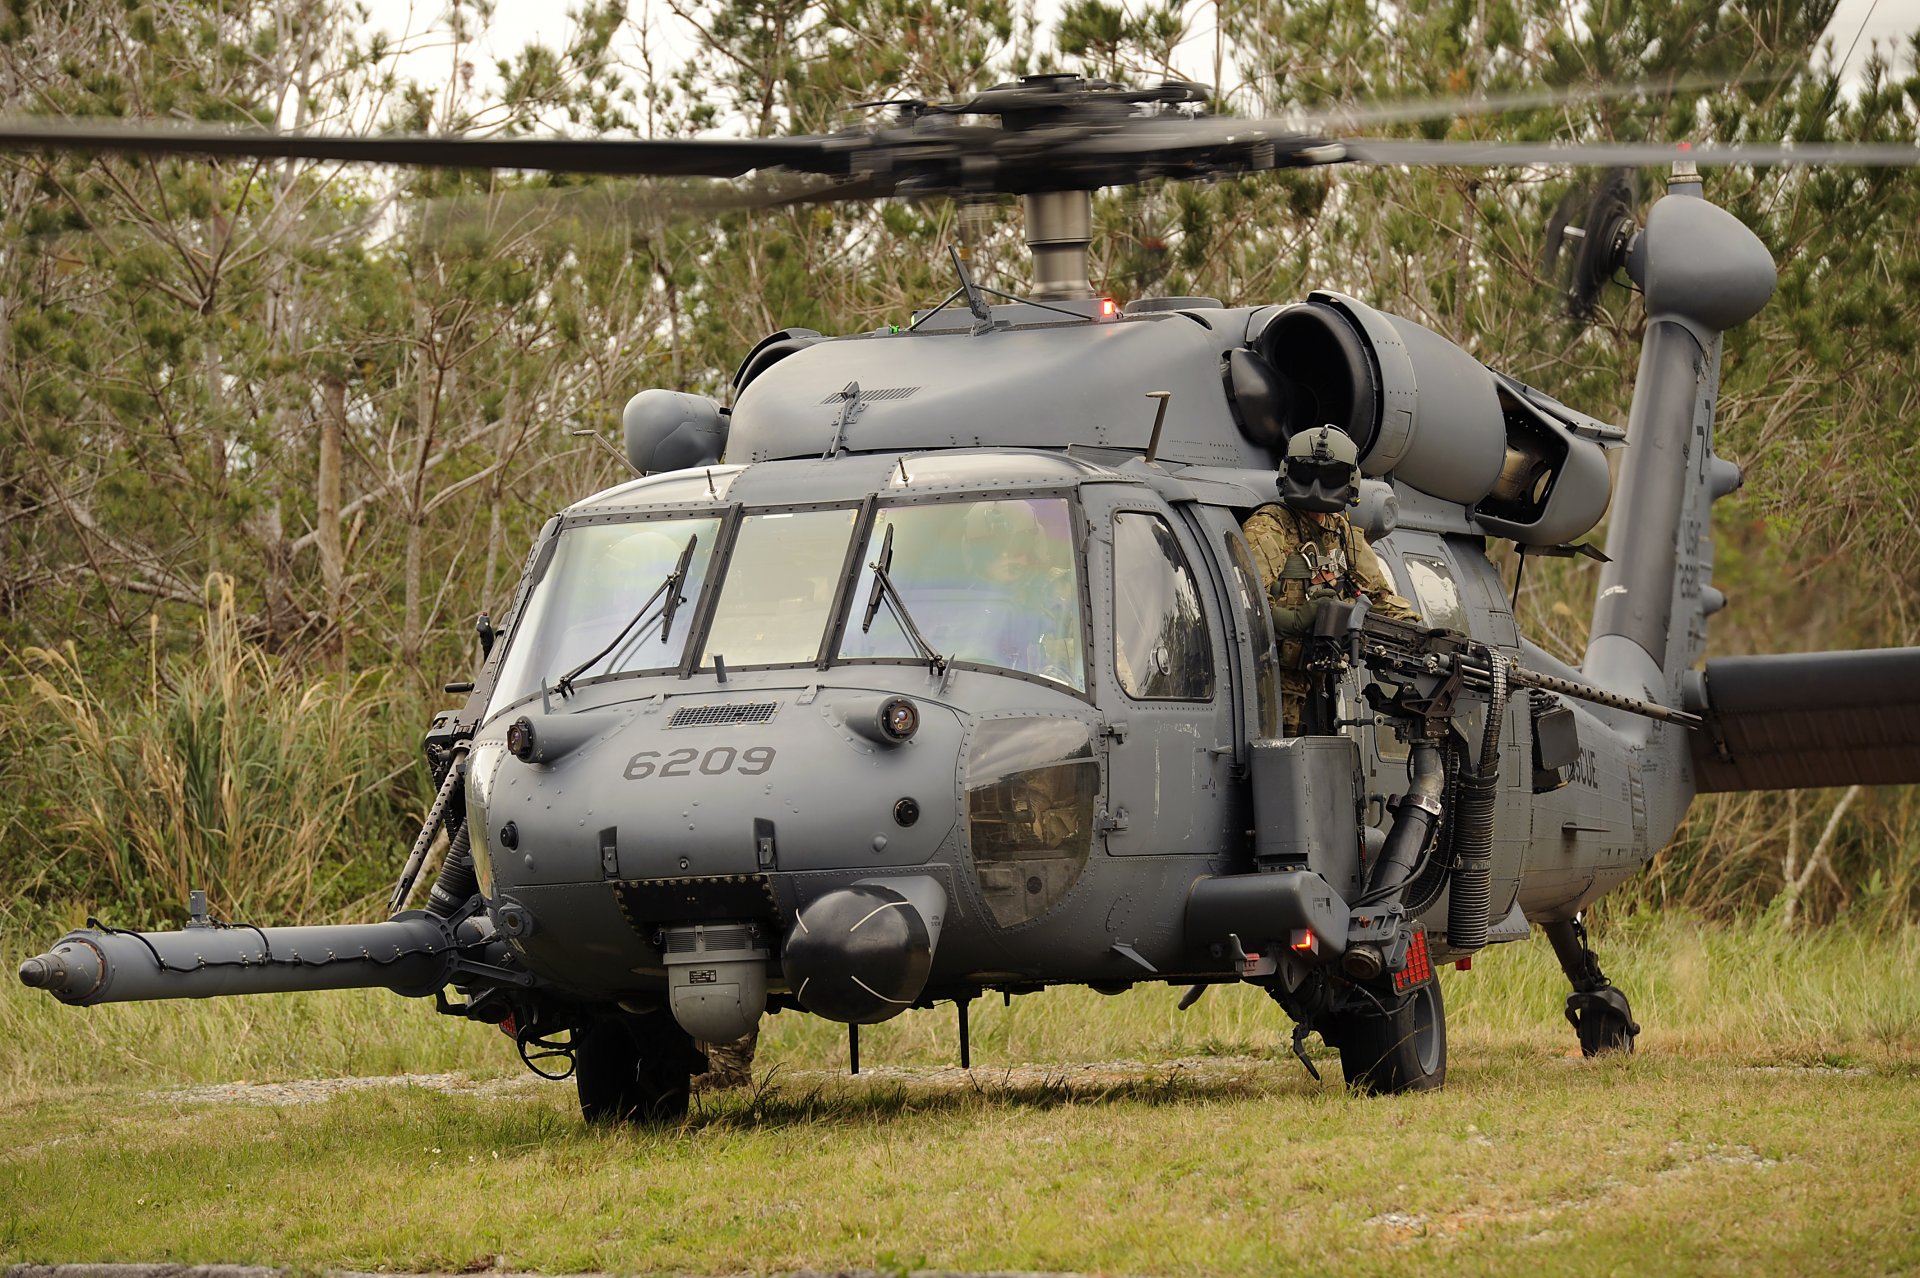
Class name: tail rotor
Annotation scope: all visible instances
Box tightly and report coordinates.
[1543,167,1641,325]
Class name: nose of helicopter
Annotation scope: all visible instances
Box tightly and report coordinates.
[468,685,966,893]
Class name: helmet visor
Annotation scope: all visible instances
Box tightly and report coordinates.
[1286,458,1356,487]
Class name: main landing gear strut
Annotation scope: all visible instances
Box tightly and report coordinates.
[1542,914,1639,1056]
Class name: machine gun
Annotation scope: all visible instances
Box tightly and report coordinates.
[1271,598,1703,972]
[1305,598,1702,743]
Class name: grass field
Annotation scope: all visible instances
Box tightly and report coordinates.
[2,913,1917,1277]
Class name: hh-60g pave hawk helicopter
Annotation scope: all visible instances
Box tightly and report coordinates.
[15,75,1920,1118]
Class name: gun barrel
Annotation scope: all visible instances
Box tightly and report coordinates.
[17,915,459,1007]
[1345,612,1703,728]
[1481,663,1702,727]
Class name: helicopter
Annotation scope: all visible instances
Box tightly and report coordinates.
[14,74,1920,1119]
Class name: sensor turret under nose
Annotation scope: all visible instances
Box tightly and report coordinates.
[662,922,769,1042]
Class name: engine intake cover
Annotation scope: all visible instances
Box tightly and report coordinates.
[1253,293,1507,505]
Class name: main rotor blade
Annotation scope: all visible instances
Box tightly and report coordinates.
[1295,68,1796,133]
[1342,138,1920,167]
[0,113,1329,195]
[8,112,1916,214]
[0,119,847,178]
[407,171,856,244]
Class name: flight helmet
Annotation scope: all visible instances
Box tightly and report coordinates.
[1279,425,1360,513]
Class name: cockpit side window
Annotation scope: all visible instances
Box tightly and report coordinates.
[1223,531,1281,737]
[1112,512,1214,701]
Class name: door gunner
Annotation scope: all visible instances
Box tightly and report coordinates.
[1242,425,1421,734]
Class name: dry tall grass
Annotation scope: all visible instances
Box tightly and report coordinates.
[1613,787,1920,930]
[1,575,420,924]
[1513,550,1920,930]
[1,573,1915,931]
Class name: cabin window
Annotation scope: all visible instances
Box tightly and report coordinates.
[1112,513,1214,701]
[700,507,861,668]
[1401,553,1469,634]
[1224,531,1281,737]
[488,514,721,716]
[838,497,1086,691]
[965,717,1098,927]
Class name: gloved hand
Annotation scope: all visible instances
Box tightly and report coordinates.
[1271,589,1333,636]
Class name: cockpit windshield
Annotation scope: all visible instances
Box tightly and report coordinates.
[698,507,861,668]
[489,515,719,715]
[486,493,1087,720]
[840,497,1085,691]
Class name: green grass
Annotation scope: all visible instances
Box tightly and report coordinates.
[2,914,1917,1277]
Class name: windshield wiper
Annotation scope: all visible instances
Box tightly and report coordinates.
[862,523,947,674]
[555,532,700,697]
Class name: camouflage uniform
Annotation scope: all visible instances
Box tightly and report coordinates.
[1240,504,1420,734]
[692,1028,759,1090]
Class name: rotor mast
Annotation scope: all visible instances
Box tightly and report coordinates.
[1024,190,1095,300]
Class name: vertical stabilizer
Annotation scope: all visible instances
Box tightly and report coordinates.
[1581,171,1774,846]
[1583,172,1775,709]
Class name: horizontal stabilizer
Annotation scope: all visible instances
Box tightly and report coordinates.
[1688,648,1920,792]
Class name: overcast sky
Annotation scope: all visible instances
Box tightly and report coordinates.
[1827,0,1920,72]
[362,0,1920,122]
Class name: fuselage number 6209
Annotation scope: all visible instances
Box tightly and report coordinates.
[624,745,776,780]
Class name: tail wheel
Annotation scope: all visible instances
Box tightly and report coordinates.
[574,1010,704,1124]
[1567,987,1639,1057]
[1326,978,1447,1094]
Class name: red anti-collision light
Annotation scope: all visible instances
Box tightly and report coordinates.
[1100,298,1117,317]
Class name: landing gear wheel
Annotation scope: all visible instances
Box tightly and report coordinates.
[1544,916,1640,1057]
[1327,979,1447,1094]
[574,1010,703,1123]
[1566,987,1639,1057]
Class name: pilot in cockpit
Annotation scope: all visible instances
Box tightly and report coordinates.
[958,499,1082,688]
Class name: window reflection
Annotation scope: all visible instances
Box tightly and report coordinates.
[840,497,1085,691]
[1112,513,1213,701]
[1402,554,1468,633]
[966,718,1098,927]
[488,516,719,717]
[700,508,859,668]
